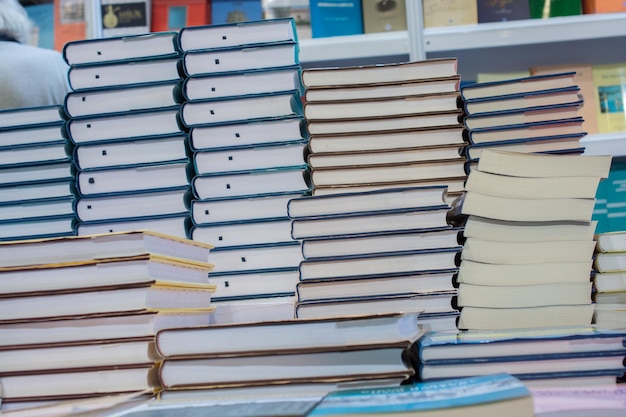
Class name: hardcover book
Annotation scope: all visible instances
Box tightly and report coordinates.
[592,62,626,133]
[477,0,531,22]
[151,0,209,32]
[310,0,363,38]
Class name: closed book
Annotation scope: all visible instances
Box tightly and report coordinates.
[209,242,302,274]
[190,218,294,247]
[463,103,582,130]
[97,0,151,38]
[0,180,75,206]
[457,282,592,308]
[0,197,74,224]
[62,31,180,66]
[593,252,626,273]
[460,238,596,264]
[0,142,70,168]
[207,269,300,301]
[179,91,303,128]
[0,105,63,130]
[177,18,297,52]
[0,217,76,242]
[461,72,577,101]
[583,0,626,13]
[181,43,299,77]
[530,0,582,18]
[361,0,407,33]
[477,0,531,22]
[592,62,626,133]
[310,0,363,38]
[151,0,209,32]
[463,135,585,161]
[465,117,585,145]
[189,116,306,151]
[458,260,593,286]
[596,230,626,253]
[76,214,191,239]
[210,0,264,26]
[0,123,65,150]
[423,0,478,28]
[463,87,583,117]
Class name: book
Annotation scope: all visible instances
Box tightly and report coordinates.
[308,126,464,154]
[583,0,626,13]
[0,217,76,242]
[477,0,531,22]
[189,116,306,151]
[179,91,303,127]
[463,87,583,117]
[0,284,216,323]
[67,57,182,91]
[593,271,626,292]
[0,197,75,224]
[458,260,593,286]
[191,218,295,247]
[192,168,311,200]
[296,292,457,320]
[182,67,303,101]
[193,142,307,175]
[158,346,413,389]
[596,230,626,252]
[291,207,452,240]
[210,0,264,25]
[63,81,184,118]
[310,0,363,38]
[0,181,75,206]
[151,0,209,32]
[53,0,87,52]
[303,92,461,121]
[306,111,463,136]
[0,255,214,297]
[0,123,65,150]
[76,214,191,238]
[464,117,585,145]
[210,295,296,324]
[177,18,297,51]
[457,305,596,330]
[73,135,189,170]
[304,76,461,102]
[181,43,300,77]
[0,339,157,375]
[313,179,466,199]
[529,0,582,18]
[300,228,461,259]
[0,105,64,130]
[423,0,478,28]
[298,248,461,281]
[209,242,302,274]
[361,0,407,33]
[461,72,577,101]
[155,312,422,358]
[64,107,184,145]
[62,31,179,66]
[75,162,191,196]
[457,282,592,308]
[306,374,533,417]
[592,62,626,133]
[593,252,626,273]
[301,59,458,88]
[207,269,300,301]
[96,0,152,38]
[530,64,598,134]
[310,159,467,187]
[463,135,586,161]
[296,270,458,302]
[594,305,626,330]
[463,102,583,130]
[287,186,448,219]
[460,238,596,264]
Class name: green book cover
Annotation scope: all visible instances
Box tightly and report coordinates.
[530,0,583,18]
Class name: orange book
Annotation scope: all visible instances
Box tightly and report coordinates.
[151,0,211,32]
[583,0,626,13]
[53,0,86,52]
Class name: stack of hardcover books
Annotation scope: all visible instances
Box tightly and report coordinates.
[61,31,192,238]
[0,105,75,241]
[176,18,311,324]
[593,230,626,330]
[301,58,466,204]
[288,186,462,332]
[0,230,216,409]
[461,72,587,164]
[452,149,612,330]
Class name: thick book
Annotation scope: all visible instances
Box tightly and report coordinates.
[310,0,363,38]
[76,214,191,239]
[190,218,295,247]
[156,312,422,358]
[463,135,586,161]
[63,81,184,118]
[192,168,311,200]
[64,107,185,145]
[62,31,180,66]
[295,292,458,320]
[306,111,463,136]
[465,117,585,145]
[596,230,626,253]
[304,76,460,102]
[0,123,65,150]
[298,248,461,282]
[73,134,189,170]
[307,374,533,417]
[457,282,592,308]
[296,269,458,302]
[181,42,299,77]
[0,105,64,130]
[0,255,214,297]
[463,102,582,130]
[67,57,181,91]
[287,186,448,219]
[74,187,191,222]
[308,126,465,153]
[291,207,452,240]
[463,87,583,117]
[313,178,466,199]
[159,346,412,389]
[151,0,210,33]
[303,92,461,121]
[0,230,213,268]
[460,72,577,101]
[182,66,303,101]
[177,18,297,52]
[179,91,303,128]
[301,58,458,88]
[194,142,307,176]
[208,242,302,274]
[207,268,299,301]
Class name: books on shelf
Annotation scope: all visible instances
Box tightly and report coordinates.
[423,0,478,28]
[477,0,531,22]
[309,0,363,38]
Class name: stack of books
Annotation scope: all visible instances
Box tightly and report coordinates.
[453,149,612,330]
[593,230,626,329]
[61,32,193,238]
[176,18,311,323]
[301,58,466,204]
[0,231,216,409]
[154,312,422,401]
[460,72,587,164]
[288,186,462,332]
[412,327,626,386]
[0,105,75,241]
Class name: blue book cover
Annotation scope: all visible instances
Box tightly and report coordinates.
[310,0,363,38]
[0,162,74,188]
[210,0,264,27]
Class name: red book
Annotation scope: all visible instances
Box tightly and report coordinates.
[151,0,211,32]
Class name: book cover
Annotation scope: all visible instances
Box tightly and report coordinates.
[53,0,86,52]
[423,0,478,28]
[477,0,531,22]
[99,0,151,38]
[361,0,407,33]
[583,0,626,13]
[151,0,209,32]
[210,0,263,25]
[592,62,626,133]
[529,0,582,18]
[0,105,64,130]
[310,0,363,38]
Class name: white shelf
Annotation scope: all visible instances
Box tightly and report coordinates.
[582,133,626,158]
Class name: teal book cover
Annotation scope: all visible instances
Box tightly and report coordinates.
[593,157,626,233]
[310,0,363,38]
